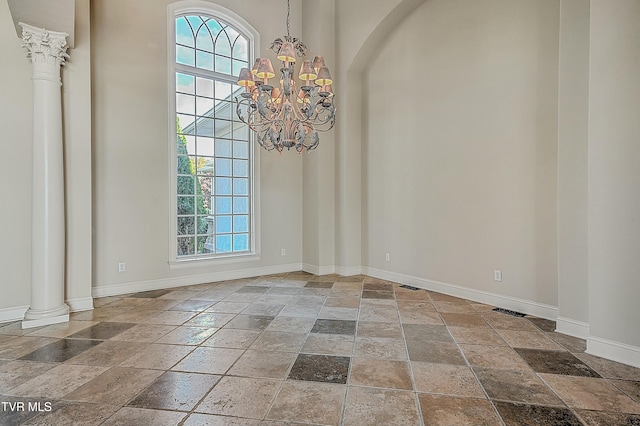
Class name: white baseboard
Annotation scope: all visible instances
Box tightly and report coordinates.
[67,297,94,312]
[587,336,640,369]
[0,305,28,325]
[555,316,589,339]
[362,266,558,320]
[302,263,336,276]
[335,265,363,277]
[92,262,303,298]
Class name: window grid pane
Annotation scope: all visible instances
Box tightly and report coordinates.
[175,14,252,259]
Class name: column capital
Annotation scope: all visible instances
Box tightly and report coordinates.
[19,22,69,67]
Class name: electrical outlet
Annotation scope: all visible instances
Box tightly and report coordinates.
[118,262,126,273]
[280,248,286,256]
[385,253,390,262]
[494,270,502,282]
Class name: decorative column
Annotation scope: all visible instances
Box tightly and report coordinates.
[20,23,70,329]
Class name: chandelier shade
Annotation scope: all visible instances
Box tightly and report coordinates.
[235,0,336,153]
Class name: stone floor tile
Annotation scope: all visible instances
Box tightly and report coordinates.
[318,306,359,321]
[128,371,219,411]
[0,336,59,360]
[7,364,109,399]
[440,312,488,328]
[242,303,287,317]
[406,341,465,364]
[515,348,601,377]
[324,297,360,308]
[224,315,274,331]
[402,323,454,343]
[64,367,162,406]
[495,329,565,350]
[460,344,532,370]
[474,367,564,406]
[155,326,218,345]
[546,332,587,353]
[482,313,541,331]
[267,381,346,426]
[349,358,412,389]
[228,350,297,379]
[169,299,215,312]
[311,319,356,336]
[105,309,161,324]
[129,289,172,298]
[353,337,408,360]
[526,317,557,332]
[119,343,194,370]
[65,340,147,366]
[0,395,54,425]
[540,373,640,413]
[493,401,583,425]
[207,301,251,313]
[172,346,243,374]
[0,360,55,393]
[101,407,186,425]
[142,311,197,326]
[576,409,640,426]
[394,287,430,300]
[448,326,507,346]
[22,401,119,426]
[342,386,420,426]
[158,290,203,300]
[249,331,308,352]
[201,328,262,349]
[612,379,640,402]
[301,333,355,356]
[432,300,475,313]
[182,312,235,328]
[356,321,403,339]
[412,362,485,397]
[575,353,640,381]
[195,376,281,419]
[66,322,136,340]
[183,414,262,425]
[418,394,501,426]
[25,321,98,339]
[19,338,103,363]
[110,324,176,343]
[266,317,316,334]
[288,354,350,384]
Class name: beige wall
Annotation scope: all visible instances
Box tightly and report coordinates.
[91,0,304,291]
[588,0,640,352]
[0,0,33,312]
[557,0,590,332]
[363,0,560,306]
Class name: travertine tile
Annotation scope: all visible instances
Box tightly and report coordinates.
[201,328,261,349]
[0,360,55,393]
[64,367,162,405]
[343,387,420,426]
[412,362,485,397]
[0,336,59,360]
[128,371,219,411]
[196,376,281,418]
[172,346,243,374]
[26,321,98,338]
[354,337,408,360]
[267,381,346,425]
[301,333,355,356]
[228,350,297,379]
[266,316,316,333]
[494,401,583,426]
[22,401,119,426]
[65,340,147,366]
[101,407,186,425]
[474,367,564,406]
[7,364,109,399]
[540,374,640,413]
[110,324,176,343]
[495,329,565,350]
[119,343,193,370]
[419,394,501,426]
[349,358,412,390]
[249,331,307,352]
[155,326,218,345]
[461,344,532,370]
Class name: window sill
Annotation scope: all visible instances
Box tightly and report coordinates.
[169,252,261,269]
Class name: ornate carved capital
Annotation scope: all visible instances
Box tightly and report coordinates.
[19,23,69,67]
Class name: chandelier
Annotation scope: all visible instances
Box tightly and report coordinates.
[235,0,336,153]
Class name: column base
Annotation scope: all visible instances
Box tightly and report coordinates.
[22,304,70,329]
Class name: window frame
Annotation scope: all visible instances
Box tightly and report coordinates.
[167,1,261,266]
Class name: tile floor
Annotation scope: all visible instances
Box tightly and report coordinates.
[1,272,640,425]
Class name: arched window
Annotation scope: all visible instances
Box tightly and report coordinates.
[169,3,258,262]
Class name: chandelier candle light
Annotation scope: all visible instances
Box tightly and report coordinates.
[235,0,336,152]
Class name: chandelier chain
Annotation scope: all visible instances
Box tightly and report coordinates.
[286,0,291,37]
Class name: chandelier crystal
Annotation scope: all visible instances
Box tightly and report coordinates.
[235,0,336,153]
